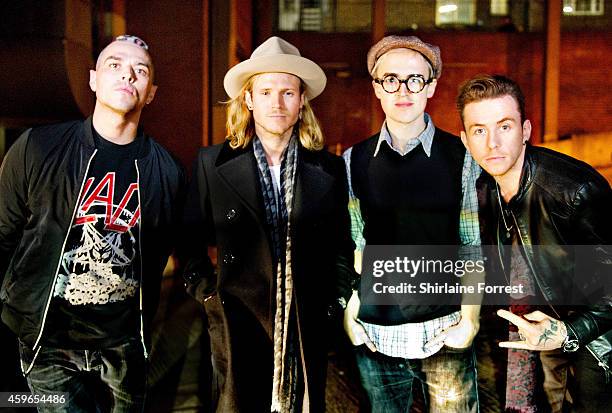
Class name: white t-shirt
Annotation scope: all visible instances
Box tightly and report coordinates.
[270,164,282,197]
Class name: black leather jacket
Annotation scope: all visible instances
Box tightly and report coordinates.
[477,145,612,372]
[0,117,186,356]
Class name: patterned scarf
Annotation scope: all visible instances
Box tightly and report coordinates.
[253,133,300,412]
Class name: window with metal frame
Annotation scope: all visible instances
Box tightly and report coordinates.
[435,0,477,26]
[563,0,604,16]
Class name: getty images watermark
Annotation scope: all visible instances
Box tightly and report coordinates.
[371,254,522,295]
[359,245,610,306]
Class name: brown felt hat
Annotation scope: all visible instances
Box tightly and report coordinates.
[367,35,442,79]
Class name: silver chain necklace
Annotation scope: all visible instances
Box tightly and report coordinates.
[496,183,514,237]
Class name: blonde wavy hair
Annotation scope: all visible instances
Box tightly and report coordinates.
[225,75,324,151]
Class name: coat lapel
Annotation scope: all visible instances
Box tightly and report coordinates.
[292,150,335,223]
[215,143,335,228]
[216,143,265,226]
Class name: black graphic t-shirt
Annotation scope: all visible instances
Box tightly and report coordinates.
[44,128,143,348]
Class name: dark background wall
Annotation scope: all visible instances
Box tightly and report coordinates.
[282,30,612,149]
[125,0,204,170]
[1,1,610,170]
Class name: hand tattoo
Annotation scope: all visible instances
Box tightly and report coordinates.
[537,320,558,345]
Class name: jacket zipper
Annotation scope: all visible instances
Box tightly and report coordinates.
[135,160,149,359]
[27,149,98,373]
[505,211,608,371]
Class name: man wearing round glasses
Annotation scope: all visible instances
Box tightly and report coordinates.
[341,36,481,412]
[375,73,435,93]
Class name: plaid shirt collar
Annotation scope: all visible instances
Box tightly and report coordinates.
[373,113,435,158]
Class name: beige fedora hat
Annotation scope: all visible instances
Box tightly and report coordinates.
[223,36,327,100]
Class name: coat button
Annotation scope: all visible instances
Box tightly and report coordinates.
[223,253,236,264]
[226,209,238,221]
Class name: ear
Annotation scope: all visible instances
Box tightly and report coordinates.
[460,130,469,149]
[300,92,305,109]
[145,85,158,105]
[89,70,97,92]
[245,90,253,108]
[372,80,383,100]
[426,78,437,99]
[522,119,532,144]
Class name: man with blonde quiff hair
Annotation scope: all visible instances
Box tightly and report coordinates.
[182,36,357,413]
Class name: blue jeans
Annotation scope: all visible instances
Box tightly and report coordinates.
[355,345,479,413]
[19,339,146,413]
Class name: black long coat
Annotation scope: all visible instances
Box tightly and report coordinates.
[182,141,355,412]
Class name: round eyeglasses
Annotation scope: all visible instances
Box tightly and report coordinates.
[374,74,434,94]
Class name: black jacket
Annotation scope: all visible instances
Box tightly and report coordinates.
[0,117,186,355]
[181,141,355,412]
[477,145,612,371]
